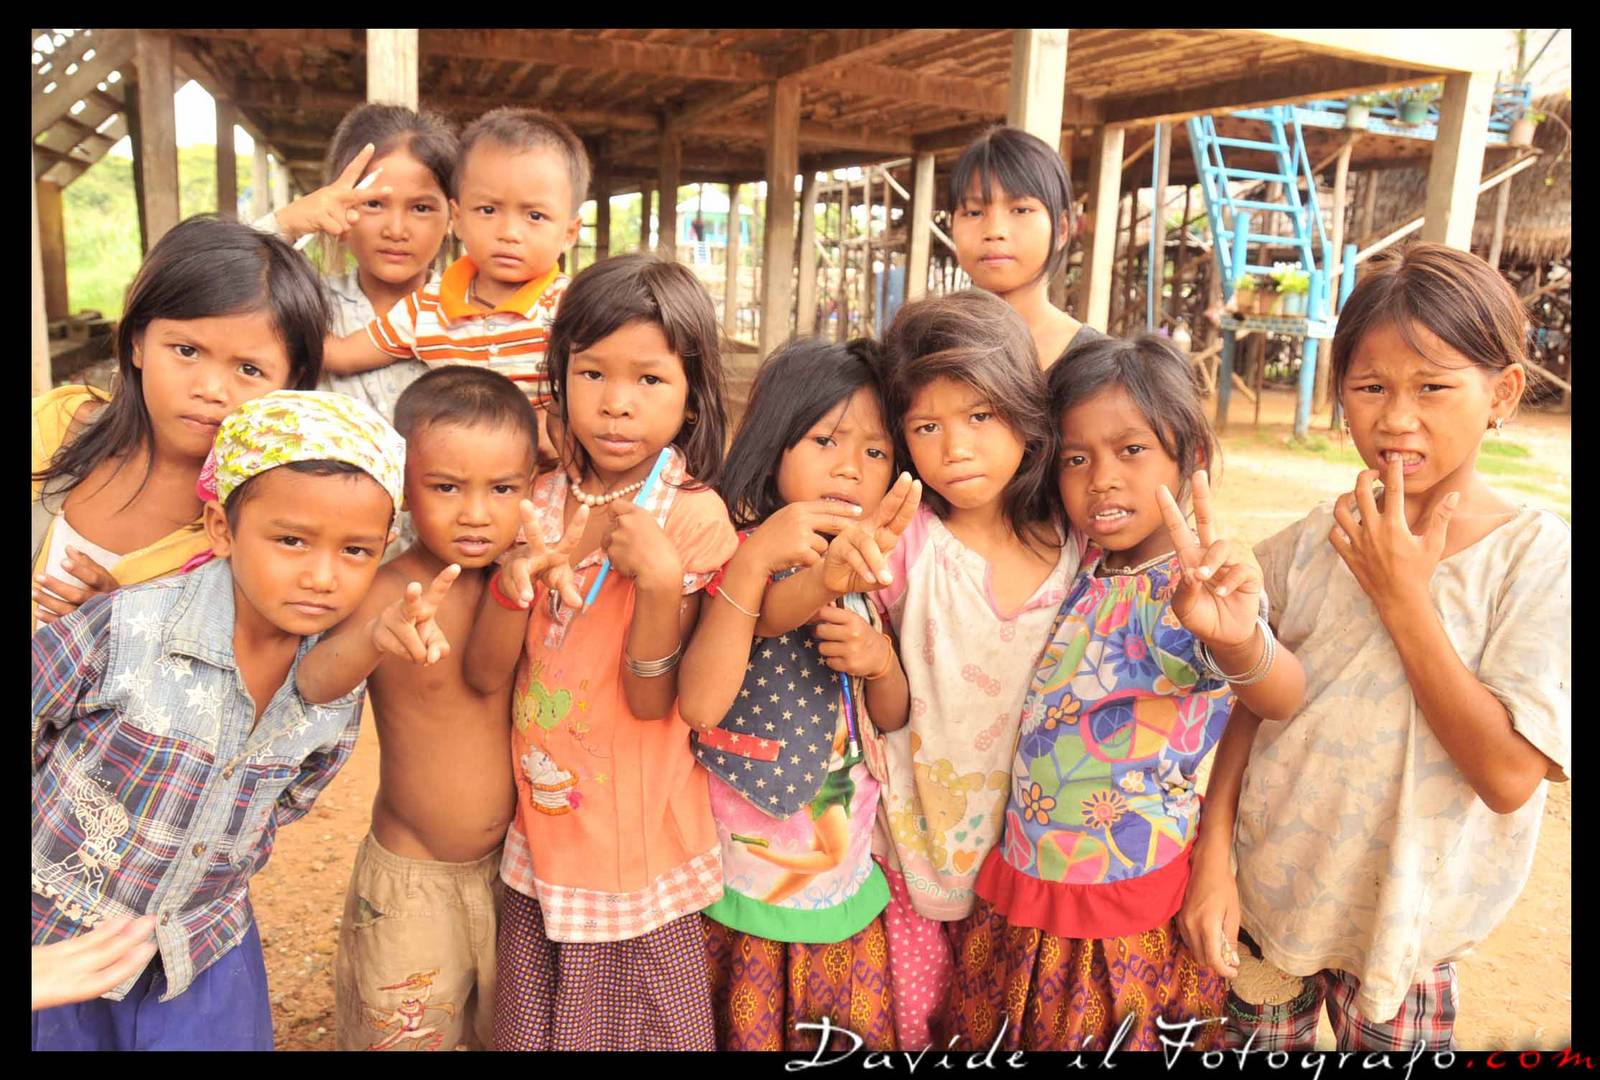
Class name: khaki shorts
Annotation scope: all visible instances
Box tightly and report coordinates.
[334,833,501,1051]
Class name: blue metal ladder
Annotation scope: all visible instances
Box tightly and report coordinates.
[1186,106,1335,438]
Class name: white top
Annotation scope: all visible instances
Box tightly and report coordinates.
[873,506,1083,920]
[1237,503,1571,1023]
[40,512,123,600]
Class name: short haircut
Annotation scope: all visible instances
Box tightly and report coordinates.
[392,365,539,460]
[883,290,1060,543]
[456,107,590,217]
[323,103,458,199]
[224,460,376,532]
[1047,332,1217,499]
[949,125,1076,284]
[720,337,890,529]
[545,254,728,490]
[1330,241,1531,399]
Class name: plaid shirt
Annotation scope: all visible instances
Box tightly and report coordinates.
[31,558,364,1002]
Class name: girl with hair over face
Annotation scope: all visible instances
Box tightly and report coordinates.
[461,255,737,1051]
[944,333,1304,1051]
[32,215,329,630]
[1183,243,1570,1051]
[679,337,918,1050]
[949,125,1108,369]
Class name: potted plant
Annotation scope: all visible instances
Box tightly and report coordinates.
[1509,107,1543,147]
[1392,85,1440,125]
[1270,265,1311,316]
[1345,94,1378,128]
[1232,273,1257,314]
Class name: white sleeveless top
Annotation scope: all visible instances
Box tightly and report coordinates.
[40,512,124,600]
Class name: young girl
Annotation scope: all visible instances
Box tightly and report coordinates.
[678,338,920,1050]
[265,103,457,421]
[1182,243,1570,1052]
[461,254,737,1051]
[949,126,1107,369]
[32,215,328,630]
[943,333,1305,1051]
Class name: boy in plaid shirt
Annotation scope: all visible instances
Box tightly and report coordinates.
[32,392,408,1050]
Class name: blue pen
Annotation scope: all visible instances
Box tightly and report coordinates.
[582,447,673,610]
[835,599,862,759]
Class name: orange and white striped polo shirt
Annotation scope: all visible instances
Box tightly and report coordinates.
[366,256,568,406]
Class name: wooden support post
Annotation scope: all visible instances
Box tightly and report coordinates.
[1317,136,1358,413]
[905,152,935,303]
[658,134,682,259]
[639,184,654,251]
[215,98,238,221]
[1486,181,1511,269]
[1120,192,1139,333]
[270,156,291,208]
[1149,123,1172,329]
[796,172,819,333]
[366,29,418,109]
[1080,126,1124,332]
[32,171,52,397]
[253,140,272,219]
[1358,170,1378,245]
[1172,184,1191,323]
[593,148,611,261]
[758,79,800,359]
[124,77,148,252]
[724,182,743,339]
[134,31,180,250]
[36,179,69,321]
[1422,71,1495,250]
[879,170,892,331]
[862,171,876,336]
[1006,29,1069,147]
[837,172,851,342]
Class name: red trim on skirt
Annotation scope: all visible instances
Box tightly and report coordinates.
[973,840,1195,939]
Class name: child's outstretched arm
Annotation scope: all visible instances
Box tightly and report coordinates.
[296,563,461,705]
[463,501,588,694]
[602,501,701,721]
[813,606,910,732]
[1177,699,1261,978]
[760,473,922,637]
[1158,473,1305,721]
[324,326,405,375]
[679,500,865,730]
[1328,456,1564,813]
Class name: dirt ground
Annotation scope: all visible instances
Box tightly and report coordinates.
[252,389,1572,1051]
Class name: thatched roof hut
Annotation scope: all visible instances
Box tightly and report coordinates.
[1356,93,1571,264]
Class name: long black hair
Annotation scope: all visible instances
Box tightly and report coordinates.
[33,215,330,506]
[545,254,727,489]
[720,337,889,529]
[323,102,458,198]
[950,125,1075,286]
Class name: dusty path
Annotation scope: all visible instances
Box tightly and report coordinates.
[254,392,1571,1050]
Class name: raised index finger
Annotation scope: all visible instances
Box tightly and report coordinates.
[422,563,461,607]
[1157,483,1201,561]
[334,143,377,189]
[1384,451,1406,529]
[555,504,590,555]
[1190,469,1217,547]
[878,475,922,539]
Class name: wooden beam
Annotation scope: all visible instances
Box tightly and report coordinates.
[36,180,69,320]
[1149,122,1172,328]
[1317,134,1358,411]
[366,29,418,110]
[701,118,914,155]
[1358,169,1378,244]
[725,182,744,339]
[837,171,851,342]
[216,98,238,220]
[639,184,654,251]
[32,174,52,397]
[228,80,663,133]
[905,151,935,302]
[770,30,922,79]
[1486,178,1510,269]
[134,31,180,250]
[593,145,611,261]
[1007,29,1069,147]
[1102,60,1437,126]
[1421,70,1494,251]
[1240,29,1503,75]
[32,28,134,137]
[658,134,682,259]
[1080,126,1125,332]
[253,141,272,219]
[795,171,820,334]
[801,63,1007,114]
[759,80,801,359]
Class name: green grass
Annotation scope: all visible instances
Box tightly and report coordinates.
[1478,439,1532,459]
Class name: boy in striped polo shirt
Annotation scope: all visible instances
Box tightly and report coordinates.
[325,107,589,465]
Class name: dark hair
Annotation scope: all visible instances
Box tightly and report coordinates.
[1330,241,1531,400]
[324,103,458,199]
[392,366,539,461]
[720,338,890,529]
[546,254,727,489]
[223,459,378,532]
[883,290,1059,543]
[1047,332,1218,502]
[33,215,330,508]
[949,125,1075,285]
[457,107,590,216]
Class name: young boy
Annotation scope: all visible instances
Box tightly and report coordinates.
[295,367,579,1051]
[31,391,407,1051]
[322,106,589,467]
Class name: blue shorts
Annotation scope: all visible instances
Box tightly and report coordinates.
[32,917,274,1051]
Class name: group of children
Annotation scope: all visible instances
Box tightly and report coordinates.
[31,110,1569,1054]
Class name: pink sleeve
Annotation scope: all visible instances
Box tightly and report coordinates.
[873,504,932,613]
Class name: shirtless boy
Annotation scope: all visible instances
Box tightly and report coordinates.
[296,366,566,1050]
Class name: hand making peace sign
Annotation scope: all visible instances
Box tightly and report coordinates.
[745,498,868,576]
[373,562,461,666]
[498,500,590,610]
[273,142,392,244]
[1155,469,1263,649]
[1328,454,1459,612]
[820,472,923,595]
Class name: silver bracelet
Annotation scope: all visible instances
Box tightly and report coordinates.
[624,640,684,678]
[716,587,760,620]
[1194,616,1277,687]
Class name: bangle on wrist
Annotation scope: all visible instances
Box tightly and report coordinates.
[716,586,761,620]
[625,640,684,678]
[488,572,526,611]
[1194,616,1276,686]
[864,632,897,681]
